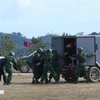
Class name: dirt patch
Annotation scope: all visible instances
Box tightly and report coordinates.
[0,73,100,100]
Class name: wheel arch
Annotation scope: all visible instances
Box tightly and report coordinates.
[26,61,32,68]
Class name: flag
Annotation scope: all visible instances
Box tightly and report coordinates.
[24,40,31,48]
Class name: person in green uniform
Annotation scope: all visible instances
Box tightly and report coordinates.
[5,52,17,85]
[32,48,43,84]
[40,49,58,84]
[40,49,48,84]
[48,49,60,82]
[74,47,95,84]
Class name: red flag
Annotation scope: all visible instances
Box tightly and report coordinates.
[24,40,31,48]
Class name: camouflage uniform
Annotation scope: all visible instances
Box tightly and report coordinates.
[40,49,48,84]
[5,52,17,85]
[74,47,94,83]
[49,49,60,82]
[32,48,43,84]
[40,49,58,84]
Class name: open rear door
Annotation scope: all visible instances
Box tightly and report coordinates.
[77,36,95,66]
[52,37,64,57]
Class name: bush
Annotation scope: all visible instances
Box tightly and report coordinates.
[17,58,27,70]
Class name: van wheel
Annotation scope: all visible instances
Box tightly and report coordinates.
[20,64,30,73]
[89,67,100,82]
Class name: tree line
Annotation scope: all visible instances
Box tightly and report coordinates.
[0,31,99,57]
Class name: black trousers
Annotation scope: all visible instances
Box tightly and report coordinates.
[0,67,6,83]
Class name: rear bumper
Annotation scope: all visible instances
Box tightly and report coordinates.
[60,66,77,78]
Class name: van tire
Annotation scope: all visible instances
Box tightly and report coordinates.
[20,63,30,73]
[89,67,100,82]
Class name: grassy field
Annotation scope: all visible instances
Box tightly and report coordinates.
[0,73,100,100]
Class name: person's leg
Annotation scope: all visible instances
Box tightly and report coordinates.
[55,66,60,81]
[6,68,12,85]
[49,65,58,83]
[74,67,82,84]
[2,68,7,84]
[32,64,38,84]
[45,73,48,84]
[48,73,52,82]
[41,64,48,84]
[84,66,89,83]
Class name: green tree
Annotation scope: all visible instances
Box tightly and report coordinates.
[29,37,45,52]
[0,35,15,56]
[89,32,98,35]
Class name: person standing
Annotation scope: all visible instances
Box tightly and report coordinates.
[32,48,43,84]
[40,49,48,84]
[5,52,17,85]
[0,54,7,85]
[49,49,60,82]
[74,47,95,84]
[40,49,58,84]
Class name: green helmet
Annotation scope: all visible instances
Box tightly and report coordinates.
[78,47,83,53]
[9,52,15,56]
[37,48,43,53]
[47,49,52,53]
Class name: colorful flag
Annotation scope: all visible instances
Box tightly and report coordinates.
[24,40,31,48]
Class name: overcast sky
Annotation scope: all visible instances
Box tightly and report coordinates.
[0,0,100,38]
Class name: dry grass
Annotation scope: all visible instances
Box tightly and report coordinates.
[0,73,100,100]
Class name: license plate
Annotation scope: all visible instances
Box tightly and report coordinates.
[62,69,67,71]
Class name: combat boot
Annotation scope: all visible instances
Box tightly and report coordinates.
[86,80,89,84]
[40,80,43,85]
[74,80,78,84]
[55,80,59,84]
[7,82,11,85]
[32,78,36,84]
[45,79,48,84]
[48,79,51,83]
[32,80,35,84]
[36,80,40,84]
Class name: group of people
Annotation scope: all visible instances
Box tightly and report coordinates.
[0,47,95,85]
[32,48,60,84]
[0,52,17,85]
[31,47,95,84]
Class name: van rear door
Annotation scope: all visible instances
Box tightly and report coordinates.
[77,36,95,66]
[52,37,64,57]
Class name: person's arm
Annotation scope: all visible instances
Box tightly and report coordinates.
[13,58,18,70]
[86,52,96,57]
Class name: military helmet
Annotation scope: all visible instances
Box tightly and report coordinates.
[78,47,83,52]
[9,52,15,56]
[47,49,52,53]
[37,48,43,53]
